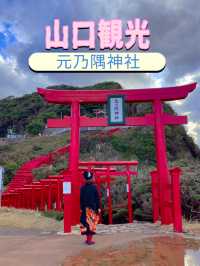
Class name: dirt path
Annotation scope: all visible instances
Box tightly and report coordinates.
[0,230,152,266]
[0,226,159,266]
[66,236,200,266]
[0,227,199,266]
[0,208,199,266]
[0,232,81,266]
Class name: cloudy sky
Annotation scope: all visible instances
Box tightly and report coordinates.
[0,0,199,145]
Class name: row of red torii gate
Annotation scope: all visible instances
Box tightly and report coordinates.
[2,82,197,233]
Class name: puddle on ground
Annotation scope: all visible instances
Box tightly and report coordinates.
[148,236,200,266]
[66,236,200,266]
[185,249,200,266]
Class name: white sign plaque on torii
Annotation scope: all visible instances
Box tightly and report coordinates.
[107,95,125,125]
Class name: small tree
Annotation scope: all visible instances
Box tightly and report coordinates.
[26,119,44,135]
[3,162,19,186]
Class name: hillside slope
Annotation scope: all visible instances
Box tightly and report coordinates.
[0,82,122,137]
[0,82,199,221]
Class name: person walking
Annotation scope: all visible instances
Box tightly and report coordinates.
[80,171,100,245]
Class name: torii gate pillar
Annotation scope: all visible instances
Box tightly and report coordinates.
[154,100,172,224]
[68,101,80,226]
[38,82,197,232]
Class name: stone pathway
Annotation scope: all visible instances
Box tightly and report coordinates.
[96,222,174,235]
[61,221,200,240]
[61,221,174,236]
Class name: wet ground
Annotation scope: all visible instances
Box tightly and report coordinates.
[0,223,199,266]
[66,235,200,266]
[1,208,200,265]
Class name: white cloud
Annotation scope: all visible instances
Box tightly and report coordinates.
[185,121,200,145]
[0,22,6,32]
[176,71,200,86]
[12,23,32,44]
[0,0,199,147]
[0,55,49,98]
[181,111,191,116]
[172,100,185,106]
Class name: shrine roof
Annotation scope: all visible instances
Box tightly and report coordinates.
[38,83,197,104]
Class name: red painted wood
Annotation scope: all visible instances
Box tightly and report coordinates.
[96,175,103,223]
[56,181,62,211]
[66,102,80,230]
[48,116,71,127]
[162,114,187,125]
[153,100,172,225]
[48,114,187,128]
[79,161,138,166]
[3,83,196,232]
[47,185,52,210]
[127,165,133,223]
[106,166,112,225]
[151,170,160,223]
[63,176,72,233]
[38,83,197,104]
[171,168,183,232]
[80,161,138,225]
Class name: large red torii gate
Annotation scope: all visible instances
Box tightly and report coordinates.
[38,82,197,233]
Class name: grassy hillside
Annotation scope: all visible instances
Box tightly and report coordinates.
[0,128,199,221]
[0,81,199,221]
[0,82,122,137]
[0,80,199,162]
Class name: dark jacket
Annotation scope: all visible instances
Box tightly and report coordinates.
[80,183,100,212]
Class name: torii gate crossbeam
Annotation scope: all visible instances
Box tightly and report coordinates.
[38,82,197,232]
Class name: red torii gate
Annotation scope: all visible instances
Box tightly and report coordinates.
[38,82,197,233]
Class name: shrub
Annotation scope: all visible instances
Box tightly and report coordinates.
[42,210,64,221]
[26,119,44,135]
[3,162,19,186]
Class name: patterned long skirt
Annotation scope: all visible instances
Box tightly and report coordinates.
[80,207,99,235]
